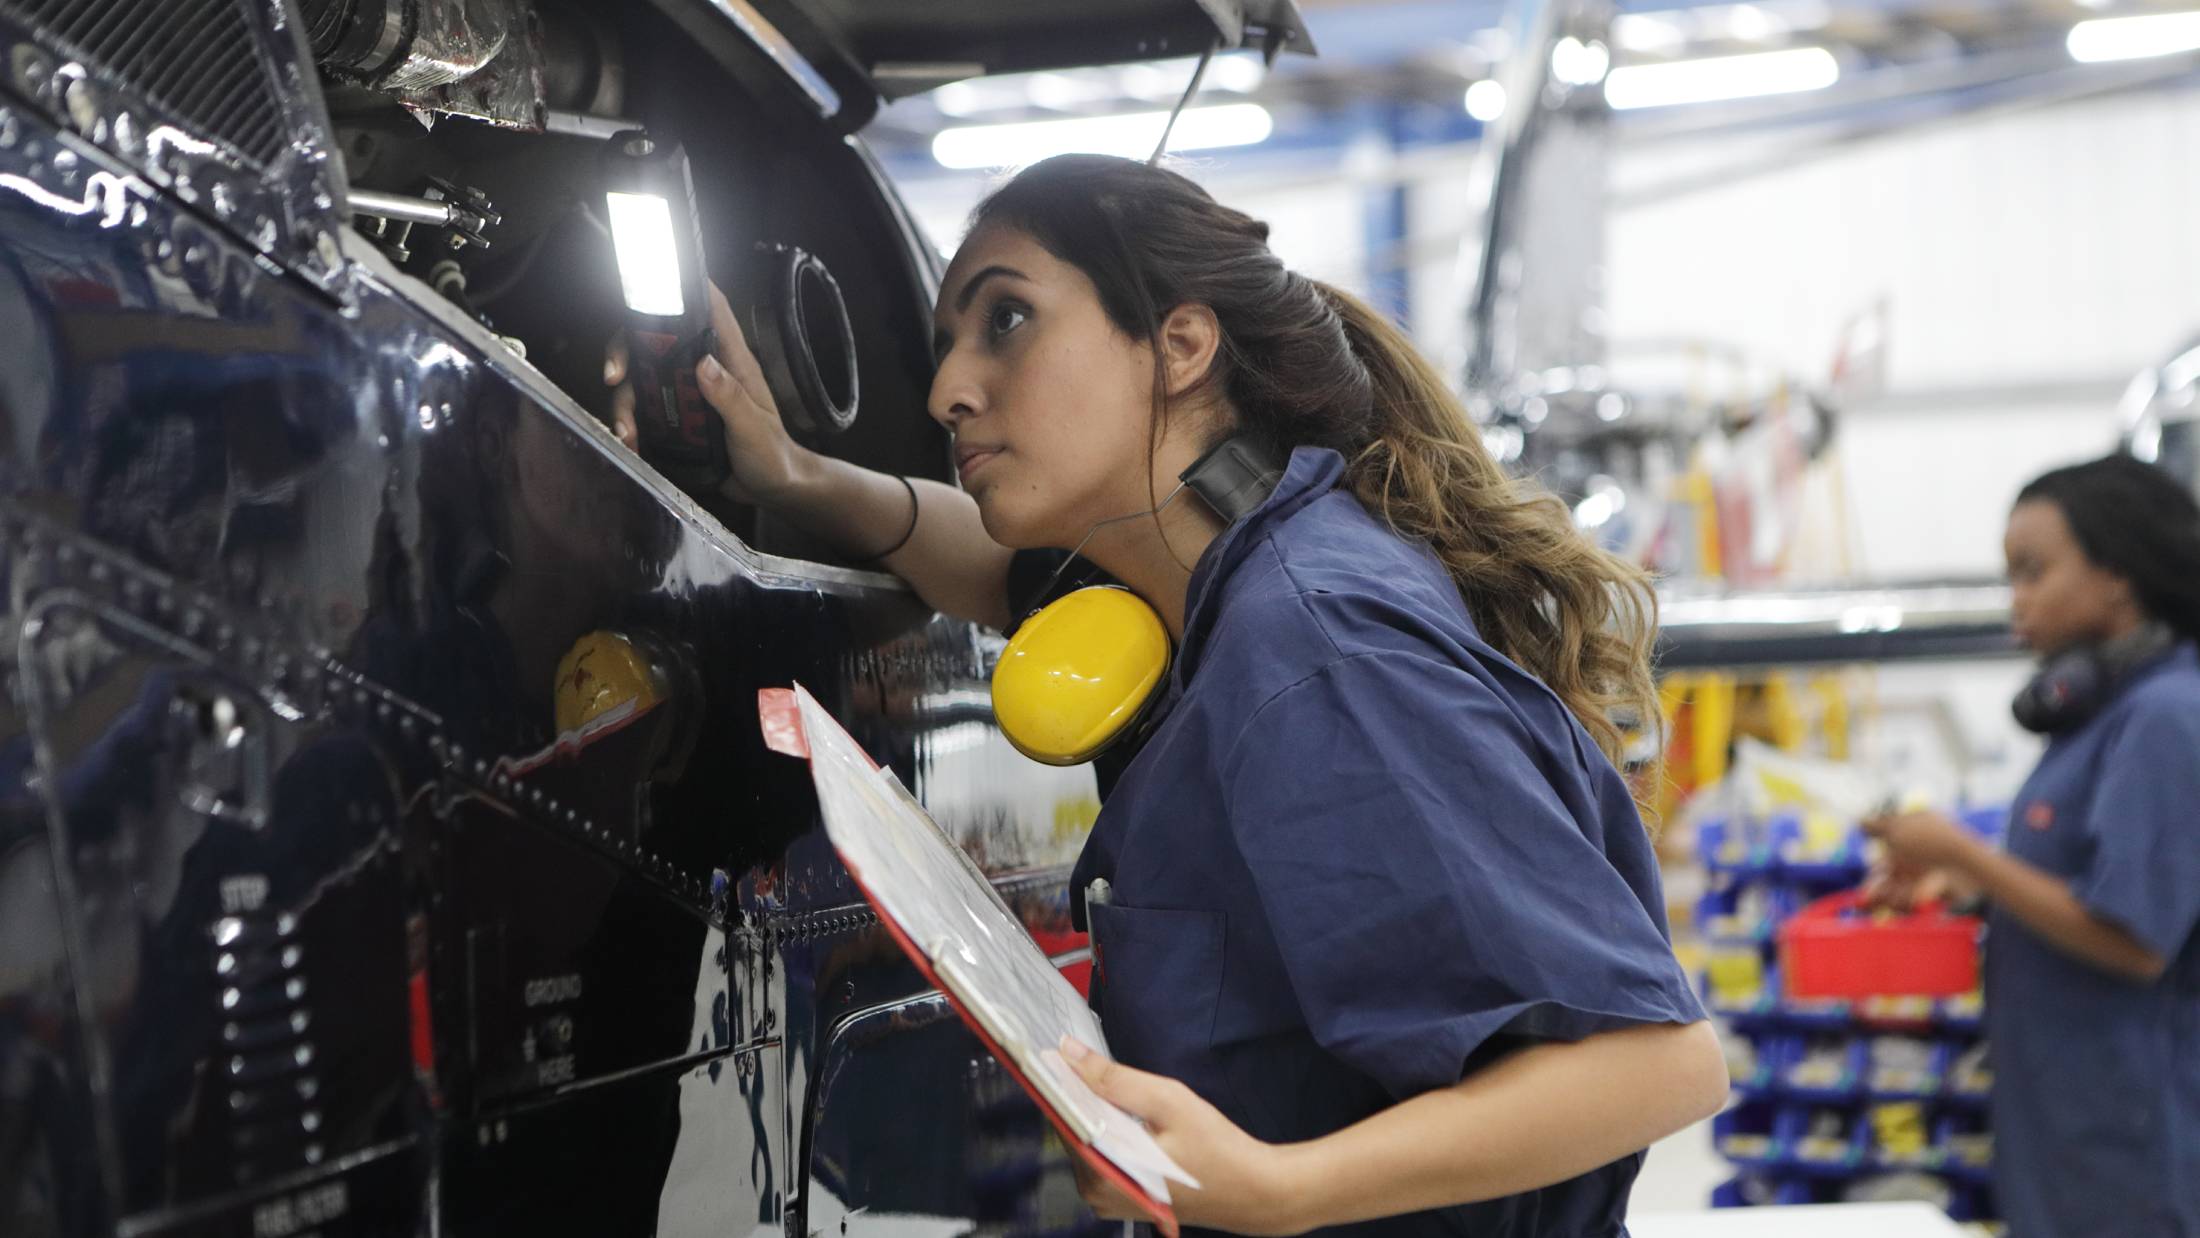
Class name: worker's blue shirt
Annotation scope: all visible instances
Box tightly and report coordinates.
[1988,642,2200,1238]
[1069,447,1704,1238]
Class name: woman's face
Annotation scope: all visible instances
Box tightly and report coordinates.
[2004,498,2137,655]
[929,223,1163,549]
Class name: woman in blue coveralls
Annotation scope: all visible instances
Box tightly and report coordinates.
[610,155,1728,1237]
[1866,454,2200,1238]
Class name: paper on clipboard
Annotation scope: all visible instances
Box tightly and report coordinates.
[759,685,1197,1233]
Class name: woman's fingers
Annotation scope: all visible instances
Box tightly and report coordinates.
[1061,1038,1188,1127]
[705,281,777,414]
[1862,866,1915,910]
[612,380,638,450]
[604,332,629,387]
[1071,1154,1143,1220]
[603,332,638,449]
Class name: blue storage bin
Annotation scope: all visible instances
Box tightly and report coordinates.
[1933,1112,1995,1184]
[1856,993,1942,1031]
[1943,1041,1993,1107]
[1936,990,1986,1036]
[1733,1034,1799,1101]
[1700,817,1780,877]
[1710,1174,1781,1209]
[1713,1102,1784,1171]
[1776,993,1856,1033]
[1777,817,1870,887]
[1863,1100,1941,1172]
[1701,881,1790,949]
[1781,1036,1867,1102]
[1700,801,1998,1226]
[1864,1037,1951,1101]
[1781,1105,1871,1176]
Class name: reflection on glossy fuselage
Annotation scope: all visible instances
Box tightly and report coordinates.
[0,94,1101,1238]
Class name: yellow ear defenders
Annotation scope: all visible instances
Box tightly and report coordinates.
[991,438,1285,766]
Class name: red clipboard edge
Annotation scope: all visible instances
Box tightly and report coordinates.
[758,687,1178,1237]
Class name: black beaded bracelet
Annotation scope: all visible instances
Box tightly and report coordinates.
[858,475,920,564]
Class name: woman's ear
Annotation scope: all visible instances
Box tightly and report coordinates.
[1157,303,1222,399]
[2107,571,2147,625]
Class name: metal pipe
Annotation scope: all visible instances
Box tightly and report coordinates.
[1656,582,2018,670]
[348,188,460,227]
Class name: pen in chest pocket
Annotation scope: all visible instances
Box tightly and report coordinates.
[1086,878,1113,987]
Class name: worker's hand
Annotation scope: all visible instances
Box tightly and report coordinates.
[1861,862,1952,911]
[1861,809,1978,874]
[1059,1037,1313,1237]
[603,280,808,504]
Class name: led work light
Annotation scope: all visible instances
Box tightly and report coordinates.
[603,130,728,492]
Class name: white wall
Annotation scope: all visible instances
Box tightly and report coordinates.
[1606,84,2200,394]
[1600,84,2200,576]
[1832,399,2118,578]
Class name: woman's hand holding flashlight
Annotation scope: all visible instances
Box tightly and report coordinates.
[604,280,809,505]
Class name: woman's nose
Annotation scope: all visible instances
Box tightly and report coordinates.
[927,356,981,429]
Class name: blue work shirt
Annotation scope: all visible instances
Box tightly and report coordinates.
[1988,642,2200,1238]
[1069,447,1705,1238]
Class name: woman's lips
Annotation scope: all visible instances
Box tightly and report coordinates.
[957,447,1003,484]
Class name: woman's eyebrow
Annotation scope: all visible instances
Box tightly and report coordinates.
[954,265,1029,313]
[933,265,1031,362]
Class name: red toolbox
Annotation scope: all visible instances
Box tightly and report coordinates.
[1780,890,1982,999]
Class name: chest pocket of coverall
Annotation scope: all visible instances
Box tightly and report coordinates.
[1088,904,1225,1084]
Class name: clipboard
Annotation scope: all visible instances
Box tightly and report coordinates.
[759,685,1194,1236]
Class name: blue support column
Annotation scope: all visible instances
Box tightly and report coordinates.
[1361,104,1411,325]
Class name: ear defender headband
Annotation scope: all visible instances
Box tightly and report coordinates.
[991,437,1285,766]
[2012,620,2175,734]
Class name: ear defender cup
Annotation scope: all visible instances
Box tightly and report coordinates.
[2012,621,2174,734]
[991,586,1171,766]
[2012,648,2106,734]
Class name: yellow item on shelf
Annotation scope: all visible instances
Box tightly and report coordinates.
[1871,1102,1931,1161]
[1799,809,1850,860]
[1706,949,1766,1005]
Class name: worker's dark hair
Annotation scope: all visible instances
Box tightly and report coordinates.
[2017,454,2200,642]
[970,155,1657,769]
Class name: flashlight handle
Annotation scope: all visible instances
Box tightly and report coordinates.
[626,324,729,493]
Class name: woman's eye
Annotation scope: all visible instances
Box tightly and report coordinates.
[988,304,1028,338]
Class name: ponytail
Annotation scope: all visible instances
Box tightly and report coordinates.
[1315,282,1660,767]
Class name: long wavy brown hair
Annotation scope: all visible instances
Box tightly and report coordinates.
[973,156,1660,771]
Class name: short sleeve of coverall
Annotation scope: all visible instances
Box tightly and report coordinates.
[2076,692,2200,959]
[1221,652,1704,1102]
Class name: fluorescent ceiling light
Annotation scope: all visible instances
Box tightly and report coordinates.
[1464,79,1508,121]
[1206,54,1268,94]
[1550,36,1612,85]
[1119,63,1181,101]
[931,103,1273,170]
[2067,10,2200,62]
[604,191,685,317]
[1027,72,1112,110]
[937,54,1266,122]
[1723,4,1787,41]
[1605,46,1839,109]
[1613,14,1687,52]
